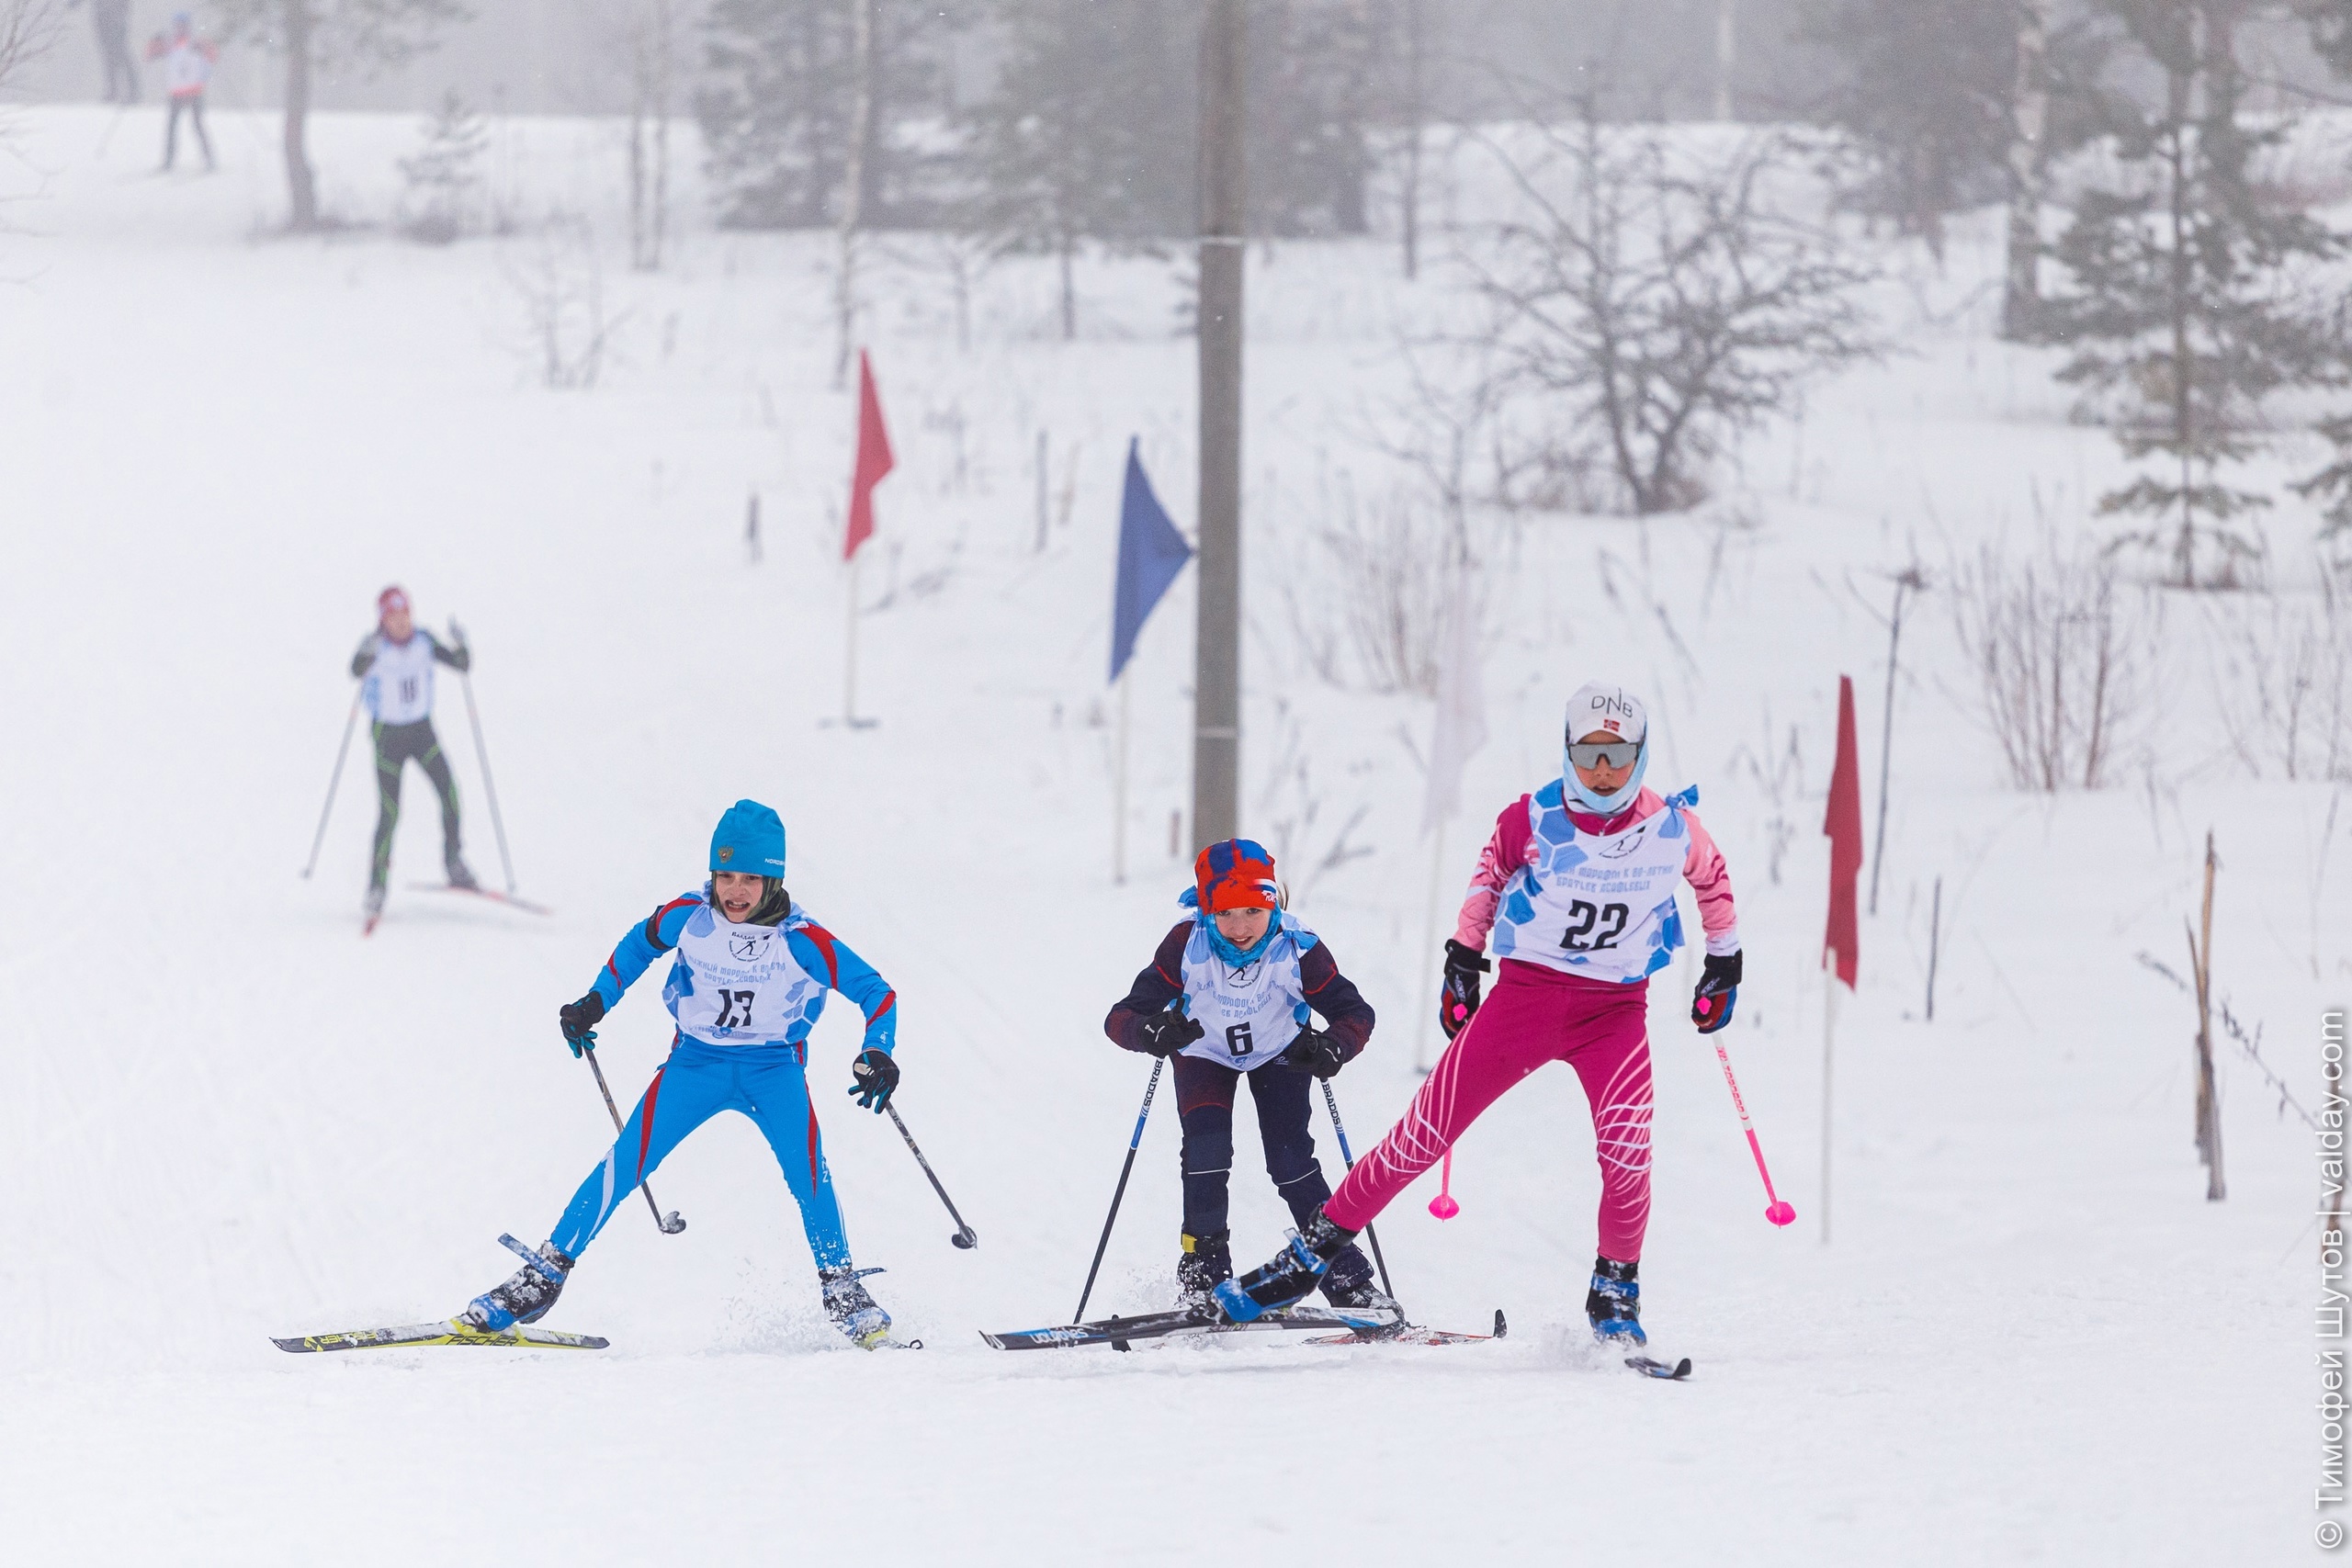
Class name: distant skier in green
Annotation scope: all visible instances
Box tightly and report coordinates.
[350,586,475,922]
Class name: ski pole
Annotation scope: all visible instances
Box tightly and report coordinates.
[582,1041,686,1235]
[1317,1079,1398,1304]
[300,693,362,878]
[452,620,517,895]
[1074,1056,1163,1322]
[885,1101,978,1249]
[1711,1035,1797,1227]
[1428,1148,1460,1219]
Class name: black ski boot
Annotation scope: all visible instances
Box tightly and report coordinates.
[460,1237,574,1332]
[1176,1230,1232,1311]
[445,855,480,892]
[1320,1263,1399,1317]
[363,883,386,922]
[1215,1207,1361,1323]
[820,1265,893,1349]
[1586,1256,1645,1346]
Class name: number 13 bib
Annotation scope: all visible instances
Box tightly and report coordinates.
[663,903,824,1044]
[1490,783,1695,985]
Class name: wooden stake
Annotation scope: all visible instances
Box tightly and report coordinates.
[1925,875,1941,1022]
[2189,830,2225,1201]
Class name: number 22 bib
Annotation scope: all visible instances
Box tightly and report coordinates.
[1490,783,1696,985]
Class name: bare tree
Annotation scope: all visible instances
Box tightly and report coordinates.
[0,1,55,96]
[1467,110,1882,516]
[217,0,468,232]
[625,0,674,273]
[1950,539,2143,792]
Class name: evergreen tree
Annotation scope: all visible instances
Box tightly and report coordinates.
[696,0,957,230]
[2041,0,2344,588]
[398,89,486,243]
[1801,0,2017,259]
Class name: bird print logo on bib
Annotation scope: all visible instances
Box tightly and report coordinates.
[1491,784,1696,985]
[664,903,823,1044]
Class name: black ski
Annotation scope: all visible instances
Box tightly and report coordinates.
[1625,1353,1692,1380]
[1306,1308,1509,1347]
[982,1302,1397,1351]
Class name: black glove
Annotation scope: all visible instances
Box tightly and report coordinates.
[444,617,473,672]
[558,991,606,1056]
[1441,939,1490,1039]
[1134,1010,1205,1058]
[847,1045,899,1111]
[1276,1027,1347,1079]
[1692,951,1742,1034]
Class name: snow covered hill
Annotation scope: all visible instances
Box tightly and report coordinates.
[0,105,2337,1565]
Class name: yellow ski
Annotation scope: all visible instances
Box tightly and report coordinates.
[273,1320,609,1353]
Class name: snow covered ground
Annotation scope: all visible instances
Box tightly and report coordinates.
[0,105,2342,1564]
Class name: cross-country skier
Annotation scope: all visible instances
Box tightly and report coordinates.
[350,586,475,921]
[1216,682,1744,1346]
[145,13,216,172]
[460,800,909,1348]
[1104,839,1393,1314]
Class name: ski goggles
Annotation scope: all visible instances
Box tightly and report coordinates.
[1567,739,1643,772]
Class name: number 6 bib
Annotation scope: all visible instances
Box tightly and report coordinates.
[1490,783,1698,986]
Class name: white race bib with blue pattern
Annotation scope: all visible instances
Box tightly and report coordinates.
[1178,915,1317,1071]
[664,903,825,1045]
[1491,784,1695,985]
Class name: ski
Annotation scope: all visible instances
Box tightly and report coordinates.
[1625,1353,1692,1380]
[1306,1308,1509,1347]
[981,1302,1398,1351]
[405,883,552,916]
[273,1319,608,1353]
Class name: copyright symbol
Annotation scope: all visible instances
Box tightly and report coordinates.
[2319,1519,2346,1550]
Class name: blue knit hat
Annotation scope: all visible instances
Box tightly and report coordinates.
[710,799,787,875]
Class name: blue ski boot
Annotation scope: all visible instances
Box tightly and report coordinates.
[1214,1208,1361,1324]
[1586,1256,1645,1346]
[460,1236,574,1331]
[820,1266,893,1349]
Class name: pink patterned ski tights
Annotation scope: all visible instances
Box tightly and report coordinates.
[1324,962,1656,1261]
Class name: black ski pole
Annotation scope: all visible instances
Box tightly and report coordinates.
[452,619,517,895]
[1074,1056,1163,1323]
[582,1041,685,1235]
[1319,1079,1398,1304]
[884,1101,978,1249]
[300,693,362,879]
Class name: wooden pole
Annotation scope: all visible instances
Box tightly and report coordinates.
[1193,0,1247,852]
[1925,875,1942,1022]
[2190,830,2225,1201]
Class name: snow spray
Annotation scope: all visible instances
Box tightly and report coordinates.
[1712,1037,1796,1226]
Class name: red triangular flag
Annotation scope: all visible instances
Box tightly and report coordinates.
[1823,673,1863,989]
[843,349,894,562]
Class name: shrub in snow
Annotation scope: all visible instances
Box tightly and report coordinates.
[1950,539,2143,793]
[398,91,485,245]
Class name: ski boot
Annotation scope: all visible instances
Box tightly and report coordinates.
[1321,1262,1400,1318]
[1176,1230,1232,1313]
[1585,1256,1645,1347]
[820,1265,893,1349]
[460,1238,574,1332]
[363,883,386,922]
[445,855,480,893]
[1214,1207,1361,1324]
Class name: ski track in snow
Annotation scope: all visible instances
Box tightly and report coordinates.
[0,106,2332,1564]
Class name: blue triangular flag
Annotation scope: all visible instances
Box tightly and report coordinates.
[1109,438,1193,682]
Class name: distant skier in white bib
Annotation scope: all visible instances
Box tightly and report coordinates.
[349,586,475,919]
[144,13,216,172]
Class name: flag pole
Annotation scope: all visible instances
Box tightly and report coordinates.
[1822,953,1837,1246]
[1114,667,1131,885]
[1414,818,1445,1075]
[844,549,860,726]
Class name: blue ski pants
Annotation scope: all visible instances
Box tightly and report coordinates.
[550,1036,851,1268]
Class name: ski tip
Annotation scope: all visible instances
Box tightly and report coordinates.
[978,1330,1006,1350]
[270,1336,309,1353]
[1494,1309,1509,1339]
[1626,1354,1692,1380]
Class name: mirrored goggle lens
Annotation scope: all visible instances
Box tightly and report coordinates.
[1568,740,1641,771]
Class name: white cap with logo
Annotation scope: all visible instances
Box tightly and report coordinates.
[1566,682,1647,745]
